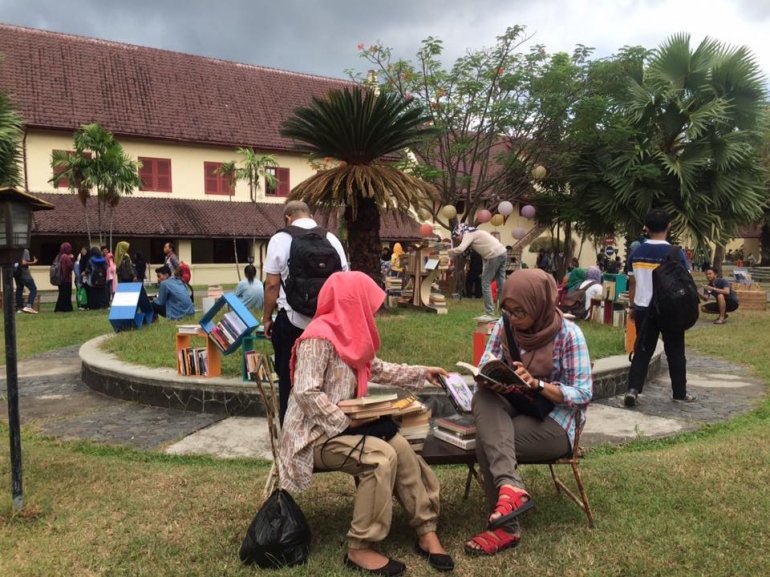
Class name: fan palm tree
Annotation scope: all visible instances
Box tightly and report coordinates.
[582,34,768,250]
[0,92,23,189]
[280,86,437,282]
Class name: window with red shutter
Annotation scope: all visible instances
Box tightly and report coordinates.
[265,167,290,197]
[52,150,74,189]
[204,162,232,195]
[139,157,173,192]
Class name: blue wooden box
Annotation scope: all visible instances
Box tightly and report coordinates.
[198,293,258,355]
[108,282,155,332]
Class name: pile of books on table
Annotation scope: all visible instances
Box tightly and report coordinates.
[209,311,248,352]
[396,404,432,453]
[433,414,476,450]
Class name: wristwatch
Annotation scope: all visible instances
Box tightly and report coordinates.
[536,380,546,393]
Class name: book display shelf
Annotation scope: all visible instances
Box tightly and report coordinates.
[175,328,221,378]
[241,334,270,381]
[199,293,259,355]
[399,241,450,314]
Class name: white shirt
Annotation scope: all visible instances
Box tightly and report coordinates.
[580,280,604,311]
[447,229,506,261]
[263,217,349,329]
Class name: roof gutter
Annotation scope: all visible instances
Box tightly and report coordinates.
[22,125,29,191]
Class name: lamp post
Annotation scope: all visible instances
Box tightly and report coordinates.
[0,187,52,510]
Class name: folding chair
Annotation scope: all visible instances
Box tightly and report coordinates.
[525,408,594,527]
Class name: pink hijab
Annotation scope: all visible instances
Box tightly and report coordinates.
[289,271,385,398]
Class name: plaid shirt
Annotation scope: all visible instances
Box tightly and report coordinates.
[480,317,592,448]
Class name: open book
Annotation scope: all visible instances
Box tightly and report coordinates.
[456,358,529,391]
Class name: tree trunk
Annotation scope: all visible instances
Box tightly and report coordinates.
[560,221,573,282]
[108,205,114,252]
[97,197,104,245]
[344,197,382,286]
[81,200,92,247]
[761,224,770,266]
[713,244,726,277]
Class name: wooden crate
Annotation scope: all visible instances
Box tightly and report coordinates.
[733,290,767,311]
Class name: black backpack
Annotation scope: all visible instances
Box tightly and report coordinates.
[118,255,135,282]
[49,255,63,286]
[90,260,108,287]
[650,245,699,331]
[558,280,599,321]
[281,225,342,317]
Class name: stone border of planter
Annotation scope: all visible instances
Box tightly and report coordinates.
[81,335,663,417]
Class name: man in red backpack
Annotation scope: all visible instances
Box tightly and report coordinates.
[624,209,698,406]
[262,201,348,424]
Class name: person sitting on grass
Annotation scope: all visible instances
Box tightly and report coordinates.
[152,265,195,320]
[278,271,453,576]
[234,264,264,312]
[698,265,739,325]
[465,268,592,557]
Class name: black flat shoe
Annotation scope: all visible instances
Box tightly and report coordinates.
[343,553,406,577]
[414,541,455,572]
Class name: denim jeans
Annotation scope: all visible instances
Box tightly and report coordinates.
[628,307,688,399]
[271,310,305,425]
[15,277,37,311]
[481,253,508,316]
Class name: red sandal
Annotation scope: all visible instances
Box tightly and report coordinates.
[488,485,534,529]
[464,527,521,556]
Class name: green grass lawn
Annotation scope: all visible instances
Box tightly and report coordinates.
[101,300,625,376]
[2,305,769,575]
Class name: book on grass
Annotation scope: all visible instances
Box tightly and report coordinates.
[456,357,529,391]
[434,414,476,437]
[433,428,476,450]
[437,373,475,413]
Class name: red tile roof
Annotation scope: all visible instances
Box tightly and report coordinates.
[29,193,421,241]
[0,24,353,151]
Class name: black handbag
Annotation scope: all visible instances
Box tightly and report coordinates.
[501,317,555,421]
[342,416,399,441]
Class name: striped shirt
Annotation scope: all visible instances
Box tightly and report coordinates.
[628,240,690,309]
[480,317,593,448]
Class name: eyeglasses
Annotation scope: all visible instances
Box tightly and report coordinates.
[501,307,527,319]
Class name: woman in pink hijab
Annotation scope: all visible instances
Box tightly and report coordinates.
[278,271,453,576]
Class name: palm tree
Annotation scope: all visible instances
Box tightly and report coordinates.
[51,123,141,247]
[280,86,437,282]
[213,161,241,279]
[582,34,768,256]
[0,92,23,188]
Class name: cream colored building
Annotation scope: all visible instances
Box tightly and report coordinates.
[0,24,421,286]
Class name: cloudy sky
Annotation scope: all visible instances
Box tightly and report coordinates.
[2,0,769,79]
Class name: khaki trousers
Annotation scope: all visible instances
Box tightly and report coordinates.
[472,387,570,528]
[314,433,440,550]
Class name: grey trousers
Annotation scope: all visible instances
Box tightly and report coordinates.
[481,253,508,316]
[314,433,441,550]
[472,387,570,525]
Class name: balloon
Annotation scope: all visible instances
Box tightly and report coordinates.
[521,204,536,219]
[490,214,504,226]
[512,227,526,240]
[498,200,514,216]
[476,209,492,224]
[440,205,457,219]
[531,165,547,180]
[420,223,434,237]
[418,208,432,221]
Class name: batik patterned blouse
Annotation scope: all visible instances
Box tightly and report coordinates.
[278,338,426,493]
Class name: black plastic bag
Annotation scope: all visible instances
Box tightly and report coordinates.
[239,489,311,569]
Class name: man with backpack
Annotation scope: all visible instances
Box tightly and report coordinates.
[262,200,348,424]
[624,209,699,406]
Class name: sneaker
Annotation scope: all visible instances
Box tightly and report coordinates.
[16,309,23,314]
[22,306,38,314]
[623,389,639,407]
[673,391,698,403]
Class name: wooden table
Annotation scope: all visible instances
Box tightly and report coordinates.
[420,434,483,500]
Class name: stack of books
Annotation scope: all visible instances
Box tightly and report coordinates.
[433,414,477,450]
[397,405,431,453]
[385,277,403,291]
[338,391,426,419]
[177,324,201,335]
[209,311,248,352]
[178,347,209,376]
[243,350,263,376]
